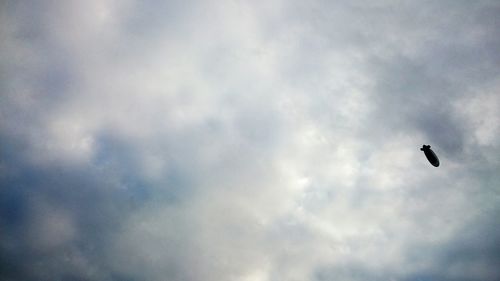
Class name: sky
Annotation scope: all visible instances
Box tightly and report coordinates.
[1,1,499,280]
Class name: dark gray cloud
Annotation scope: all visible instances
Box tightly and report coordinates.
[1,1,499,280]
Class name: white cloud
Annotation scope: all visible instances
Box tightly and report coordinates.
[1,1,499,280]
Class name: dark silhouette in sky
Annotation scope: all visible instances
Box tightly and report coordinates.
[421,145,440,167]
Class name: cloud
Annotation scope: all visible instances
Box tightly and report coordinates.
[1,1,499,280]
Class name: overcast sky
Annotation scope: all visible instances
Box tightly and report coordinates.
[1,1,500,280]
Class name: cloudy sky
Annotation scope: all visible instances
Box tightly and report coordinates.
[1,1,499,280]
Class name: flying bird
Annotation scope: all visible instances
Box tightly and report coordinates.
[421,145,440,167]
